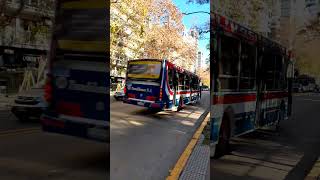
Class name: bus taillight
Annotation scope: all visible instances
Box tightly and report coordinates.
[146,96,156,101]
[159,89,163,100]
[44,75,52,103]
[128,93,135,98]
[124,86,127,94]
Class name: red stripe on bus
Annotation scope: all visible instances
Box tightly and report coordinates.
[213,94,257,104]
[177,91,192,95]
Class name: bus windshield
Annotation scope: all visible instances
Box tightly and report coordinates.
[127,60,162,80]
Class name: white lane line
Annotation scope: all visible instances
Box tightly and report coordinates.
[298,98,320,102]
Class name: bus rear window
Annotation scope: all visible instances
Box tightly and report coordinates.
[54,1,106,54]
[127,61,162,79]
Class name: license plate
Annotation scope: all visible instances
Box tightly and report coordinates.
[137,102,144,106]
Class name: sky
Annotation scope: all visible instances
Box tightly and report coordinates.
[172,0,210,65]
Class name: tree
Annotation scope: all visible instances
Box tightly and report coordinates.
[213,0,268,32]
[111,0,198,71]
[196,67,210,87]
[111,0,153,70]
[143,0,197,69]
[0,0,53,47]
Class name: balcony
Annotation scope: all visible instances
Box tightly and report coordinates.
[0,29,50,50]
[5,0,55,18]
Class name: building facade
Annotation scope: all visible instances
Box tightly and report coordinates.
[110,1,146,78]
[0,0,54,93]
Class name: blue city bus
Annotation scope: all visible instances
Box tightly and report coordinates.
[123,59,201,111]
[41,0,109,142]
[211,13,294,157]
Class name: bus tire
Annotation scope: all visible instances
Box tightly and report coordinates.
[214,115,231,158]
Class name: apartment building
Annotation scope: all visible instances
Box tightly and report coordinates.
[0,0,54,93]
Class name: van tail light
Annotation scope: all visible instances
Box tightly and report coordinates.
[124,86,127,94]
[44,75,52,103]
[159,89,163,100]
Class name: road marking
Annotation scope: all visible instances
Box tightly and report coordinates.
[0,127,41,138]
[166,112,210,180]
[305,157,320,180]
[299,98,320,102]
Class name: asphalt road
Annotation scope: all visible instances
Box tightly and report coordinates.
[211,93,320,180]
[110,91,209,180]
[0,109,108,179]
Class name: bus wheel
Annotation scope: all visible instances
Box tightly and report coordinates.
[214,116,230,158]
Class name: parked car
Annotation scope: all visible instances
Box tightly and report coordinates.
[11,87,46,121]
[293,83,302,93]
[114,88,125,101]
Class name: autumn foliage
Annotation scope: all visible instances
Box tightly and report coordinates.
[111,0,198,71]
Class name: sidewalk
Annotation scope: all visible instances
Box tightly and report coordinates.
[167,111,210,180]
[305,158,320,180]
[179,134,210,180]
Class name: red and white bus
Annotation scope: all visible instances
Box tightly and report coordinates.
[123,59,201,111]
[210,13,294,157]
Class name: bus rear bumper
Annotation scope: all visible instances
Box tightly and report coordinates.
[41,113,109,143]
[123,98,164,109]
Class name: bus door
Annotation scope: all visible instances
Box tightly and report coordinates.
[255,54,264,128]
[173,70,179,106]
[255,48,270,127]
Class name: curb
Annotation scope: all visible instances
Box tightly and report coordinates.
[305,158,320,180]
[166,110,210,180]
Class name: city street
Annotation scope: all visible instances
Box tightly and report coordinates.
[0,106,108,179]
[211,93,320,180]
[110,91,209,180]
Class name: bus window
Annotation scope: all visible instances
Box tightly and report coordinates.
[263,52,276,90]
[168,68,174,90]
[191,77,198,90]
[185,75,190,90]
[219,35,239,90]
[178,73,185,90]
[239,42,256,90]
[274,54,284,89]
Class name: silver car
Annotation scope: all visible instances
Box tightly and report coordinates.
[11,87,46,121]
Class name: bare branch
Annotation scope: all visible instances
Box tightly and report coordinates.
[182,11,210,15]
